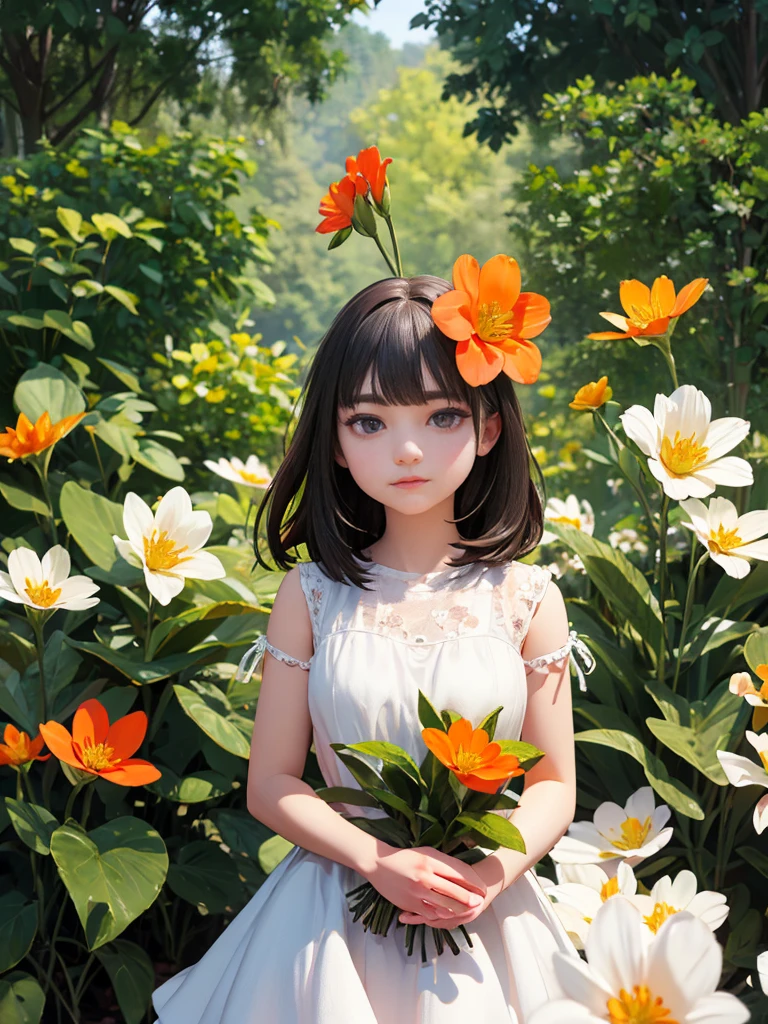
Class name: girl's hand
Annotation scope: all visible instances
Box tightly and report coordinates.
[366,846,488,925]
[398,872,504,928]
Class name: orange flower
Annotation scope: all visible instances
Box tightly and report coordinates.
[345,145,392,207]
[316,175,358,234]
[0,724,50,767]
[431,254,551,387]
[39,698,161,787]
[0,410,86,461]
[421,717,524,794]
[569,376,613,411]
[587,275,708,341]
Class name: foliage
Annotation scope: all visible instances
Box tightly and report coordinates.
[0,0,368,154]
[416,0,767,150]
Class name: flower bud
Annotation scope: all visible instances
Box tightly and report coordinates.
[351,193,378,238]
[377,181,391,217]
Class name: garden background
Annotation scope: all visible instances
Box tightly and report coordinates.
[1,1,768,1021]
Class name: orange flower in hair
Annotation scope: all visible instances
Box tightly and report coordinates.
[431,254,551,387]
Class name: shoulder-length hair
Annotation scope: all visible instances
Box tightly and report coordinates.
[252,275,544,589]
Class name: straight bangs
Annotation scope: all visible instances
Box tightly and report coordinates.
[252,275,544,590]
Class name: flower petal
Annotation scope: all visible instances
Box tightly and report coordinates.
[175,550,226,581]
[41,545,71,586]
[106,710,148,761]
[123,492,155,552]
[716,750,768,789]
[144,566,186,606]
[154,486,193,538]
[37,720,79,768]
[431,290,473,342]
[650,276,676,318]
[694,456,753,490]
[619,279,652,320]
[508,291,551,339]
[684,992,750,1024]
[455,336,505,386]
[704,416,750,461]
[8,547,43,598]
[73,699,110,748]
[620,405,658,457]
[477,254,521,311]
[98,758,162,787]
[585,897,646,998]
[452,254,480,303]
[501,339,542,384]
[648,911,721,1013]
[670,278,708,318]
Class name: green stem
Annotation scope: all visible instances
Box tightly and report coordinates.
[30,455,58,543]
[63,779,87,822]
[672,550,708,692]
[80,784,94,830]
[595,412,657,536]
[86,427,109,494]
[656,495,670,684]
[144,595,155,661]
[30,612,48,724]
[385,215,403,276]
[371,232,399,277]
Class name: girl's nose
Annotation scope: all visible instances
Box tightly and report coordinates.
[395,440,423,464]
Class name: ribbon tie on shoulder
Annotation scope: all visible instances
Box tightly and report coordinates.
[524,629,596,692]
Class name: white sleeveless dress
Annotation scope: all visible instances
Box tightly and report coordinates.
[152,555,579,1024]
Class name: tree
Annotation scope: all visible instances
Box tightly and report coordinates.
[0,0,368,156]
[415,0,767,150]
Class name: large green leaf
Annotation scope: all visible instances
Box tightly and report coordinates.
[149,601,265,659]
[314,786,381,808]
[208,809,275,859]
[707,562,768,618]
[454,811,526,850]
[258,835,295,874]
[50,816,168,950]
[575,729,704,819]
[343,741,425,789]
[14,362,85,423]
[133,438,184,481]
[744,630,768,675]
[65,637,206,685]
[0,475,48,516]
[59,481,125,570]
[94,940,154,1024]
[174,680,253,758]
[548,523,662,653]
[0,972,45,1024]
[0,894,37,973]
[43,309,94,350]
[4,798,58,855]
[166,842,246,914]
[149,767,232,803]
[97,358,144,394]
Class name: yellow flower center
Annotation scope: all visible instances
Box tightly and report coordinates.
[80,742,117,772]
[454,744,484,773]
[24,577,62,608]
[643,901,678,934]
[600,876,620,901]
[659,432,709,477]
[707,524,742,555]
[549,515,582,529]
[607,984,679,1023]
[609,815,652,851]
[476,301,516,343]
[239,470,268,485]
[759,750,768,774]
[143,530,190,572]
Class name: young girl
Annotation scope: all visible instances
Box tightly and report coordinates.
[152,273,581,1023]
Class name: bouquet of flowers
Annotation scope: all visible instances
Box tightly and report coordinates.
[315,690,544,962]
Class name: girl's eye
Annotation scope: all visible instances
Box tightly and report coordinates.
[342,408,470,435]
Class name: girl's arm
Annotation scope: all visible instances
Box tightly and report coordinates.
[474,579,576,894]
[246,567,387,878]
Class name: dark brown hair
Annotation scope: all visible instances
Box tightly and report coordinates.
[252,275,544,589]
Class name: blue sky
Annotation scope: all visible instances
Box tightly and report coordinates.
[351,0,436,47]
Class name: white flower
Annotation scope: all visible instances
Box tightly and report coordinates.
[203,455,272,489]
[729,670,768,732]
[620,384,752,500]
[608,527,648,556]
[0,545,100,611]
[113,486,226,606]
[542,862,637,949]
[680,496,768,579]
[549,787,673,872]
[541,495,595,544]
[717,731,768,835]
[629,870,729,937]
[755,950,768,995]
[528,897,749,1024]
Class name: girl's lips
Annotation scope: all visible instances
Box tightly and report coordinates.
[392,478,428,488]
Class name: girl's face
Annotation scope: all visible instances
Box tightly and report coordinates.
[335,367,501,516]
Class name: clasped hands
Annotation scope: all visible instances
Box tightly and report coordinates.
[393,848,507,929]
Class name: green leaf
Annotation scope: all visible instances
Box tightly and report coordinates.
[65,638,205,685]
[7,315,44,330]
[328,226,352,250]
[367,787,417,822]
[0,894,37,973]
[9,238,36,255]
[56,207,84,241]
[344,741,425,789]
[174,681,253,758]
[104,284,139,315]
[138,263,163,285]
[329,746,384,790]
[0,271,17,295]
[4,798,58,855]
[42,309,94,350]
[707,562,768,617]
[575,729,704,819]
[14,362,86,423]
[208,809,274,860]
[133,438,184,481]
[97,358,144,394]
[736,845,768,879]
[0,475,48,516]
[166,841,246,914]
[744,629,768,675]
[258,835,295,874]
[92,213,133,239]
[94,940,154,1024]
[417,689,444,732]
[454,811,526,851]
[0,971,45,1024]
[314,786,381,807]
[148,767,232,803]
[50,816,168,950]
[59,481,125,570]
[548,523,662,653]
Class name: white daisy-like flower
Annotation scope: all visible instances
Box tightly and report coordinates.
[112,486,226,606]
[717,731,768,835]
[608,527,648,556]
[541,495,595,545]
[528,897,749,1024]
[203,455,272,489]
[0,545,100,611]
[549,787,673,873]
[541,862,637,949]
[620,384,752,500]
[729,670,768,732]
[755,950,768,995]
[680,496,768,579]
[629,869,729,937]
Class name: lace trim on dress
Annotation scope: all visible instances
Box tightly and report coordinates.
[495,563,552,652]
[523,630,596,692]
[234,634,312,685]
[298,561,326,651]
